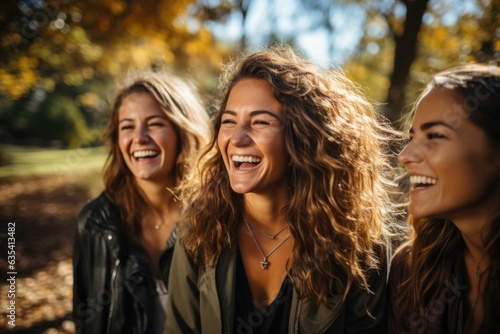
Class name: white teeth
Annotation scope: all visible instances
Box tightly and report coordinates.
[133,150,158,158]
[231,155,262,163]
[410,175,438,185]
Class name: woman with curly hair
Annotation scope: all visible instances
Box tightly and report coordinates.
[388,64,500,333]
[166,45,399,333]
[73,70,209,333]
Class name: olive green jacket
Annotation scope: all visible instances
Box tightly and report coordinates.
[165,238,387,334]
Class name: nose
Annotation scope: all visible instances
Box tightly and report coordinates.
[133,125,150,144]
[230,124,252,146]
[398,140,422,166]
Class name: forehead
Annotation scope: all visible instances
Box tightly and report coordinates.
[118,92,164,118]
[413,88,495,146]
[226,78,283,116]
[413,87,465,125]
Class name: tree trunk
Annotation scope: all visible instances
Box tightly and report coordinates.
[385,0,429,126]
[235,0,250,50]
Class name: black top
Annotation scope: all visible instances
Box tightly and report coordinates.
[73,192,177,334]
[388,245,490,334]
[233,248,293,334]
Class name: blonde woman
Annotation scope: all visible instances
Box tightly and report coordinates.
[73,71,209,333]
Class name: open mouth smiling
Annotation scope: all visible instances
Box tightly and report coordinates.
[410,175,438,189]
[132,150,160,160]
[231,155,262,170]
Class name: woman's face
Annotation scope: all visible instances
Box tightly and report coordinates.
[217,78,288,195]
[398,87,500,222]
[118,91,178,185]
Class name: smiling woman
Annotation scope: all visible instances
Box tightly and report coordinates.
[72,70,209,334]
[388,64,500,334]
[218,78,288,195]
[118,92,179,184]
[166,44,402,333]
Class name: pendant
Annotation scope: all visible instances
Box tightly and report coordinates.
[475,267,481,278]
[260,260,269,269]
[155,224,160,230]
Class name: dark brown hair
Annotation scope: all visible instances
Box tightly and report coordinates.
[396,64,500,330]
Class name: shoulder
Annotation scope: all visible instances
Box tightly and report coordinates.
[77,192,120,232]
[391,244,410,267]
[388,244,411,285]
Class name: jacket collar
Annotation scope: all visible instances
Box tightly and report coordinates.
[289,289,343,333]
[199,241,344,333]
[82,193,123,257]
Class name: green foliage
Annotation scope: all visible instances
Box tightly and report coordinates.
[0,145,107,179]
[30,94,90,148]
[0,0,225,101]
[344,0,499,121]
[0,0,230,148]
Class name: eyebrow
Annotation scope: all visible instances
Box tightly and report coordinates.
[409,121,456,134]
[223,109,283,120]
[118,114,168,124]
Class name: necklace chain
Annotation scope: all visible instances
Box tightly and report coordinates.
[247,220,288,239]
[244,219,291,270]
[468,249,487,278]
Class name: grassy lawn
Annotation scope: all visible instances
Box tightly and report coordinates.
[0,146,110,332]
[0,145,108,179]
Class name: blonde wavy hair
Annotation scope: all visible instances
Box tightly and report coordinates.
[395,64,500,330]
[102,70,209,241]
[181,45,401,304]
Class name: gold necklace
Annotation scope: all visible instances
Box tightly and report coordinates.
[468,249,487,278]
[244,219,291,270]
[154,220,165,230]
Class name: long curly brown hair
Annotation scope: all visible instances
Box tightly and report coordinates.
[102,71,209,242]
[181,45,401,304]
[395,64,500,330]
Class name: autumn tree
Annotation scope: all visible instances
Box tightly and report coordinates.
[0,0,226,146]
[382,0,429,124]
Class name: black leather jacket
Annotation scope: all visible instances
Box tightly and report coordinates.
[72,192,176,334]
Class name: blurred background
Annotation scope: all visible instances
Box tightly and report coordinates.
[0,0,498,332]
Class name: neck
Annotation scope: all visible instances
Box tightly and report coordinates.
[451,188,499,240]
[459,221,491,275]
[243,190,289,228]
[453,214,492,250]
[136,178,179,217]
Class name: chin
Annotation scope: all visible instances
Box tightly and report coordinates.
[409,209,444,220]
[229,183,254,195]
[408,206,429,220]
[230,187,250,195]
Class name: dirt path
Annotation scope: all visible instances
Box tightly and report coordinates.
[1,171,103,333]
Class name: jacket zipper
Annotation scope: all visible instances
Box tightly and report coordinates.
[106,258,120,334]
[294,300,301,334]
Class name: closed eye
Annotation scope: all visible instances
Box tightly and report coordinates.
[120,125,133,130]
[252,120,270,125]
[427,132,446,139]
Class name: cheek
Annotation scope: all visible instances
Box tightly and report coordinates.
[218,127,230,140]
[117,135,129,156]
[217,131,232,169]
[269,134,287,161]
[160,132,177,149]
[217,130,231,152]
